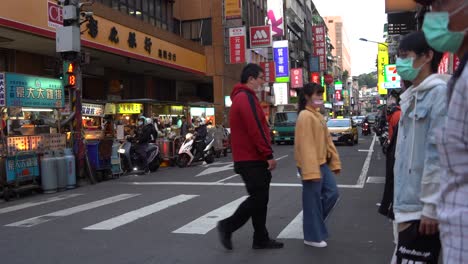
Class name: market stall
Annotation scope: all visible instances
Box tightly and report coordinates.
[0,72,70,200]
[189,105,215,125]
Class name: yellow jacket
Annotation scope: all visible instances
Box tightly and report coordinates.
[294,106,341,180]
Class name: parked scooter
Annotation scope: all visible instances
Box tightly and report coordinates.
[118,136,161,173]
[362,122,371,136]
[176,132,215,168]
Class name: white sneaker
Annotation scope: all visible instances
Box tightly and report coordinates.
[304,240,327,248]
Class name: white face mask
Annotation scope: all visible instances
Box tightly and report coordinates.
[313,99,324,106]
[138,121,144,126]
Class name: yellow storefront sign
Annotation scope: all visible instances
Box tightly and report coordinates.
[117,103,142,114]
[225,0,242,19]
[0,0,206,75]
[377,43,389,95]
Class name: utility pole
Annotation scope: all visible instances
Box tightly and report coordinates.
[56,0,87,182]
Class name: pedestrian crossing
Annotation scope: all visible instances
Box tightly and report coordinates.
[0,193,305,239]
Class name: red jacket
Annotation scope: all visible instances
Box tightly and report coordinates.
[386,106,401,142]
[229,83,273,162]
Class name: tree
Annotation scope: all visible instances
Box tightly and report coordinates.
[342,70,349,83]
[357,72,378,87]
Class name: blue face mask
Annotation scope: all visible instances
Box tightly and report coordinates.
[422,3,468,53]
[396,57,425,81]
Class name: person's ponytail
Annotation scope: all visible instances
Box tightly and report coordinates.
[297,89,307,113]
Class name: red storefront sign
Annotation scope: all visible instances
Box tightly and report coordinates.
[310,72,320,84]
[335,90,342,101]
[312,25,327,72]
[250,25,272,48]
[260,61,275,83]
[290,68,303,88]
[324,74,334,84]
[438,52,461,74]
[48,1,63,28]
[229,27,246,64]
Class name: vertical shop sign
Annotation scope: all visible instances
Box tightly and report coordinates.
[250,25,272,48]
[224,0,242,20]
[377,43,389,95]
[273,40,289,82]
[229,27,246,64]
[0,72,5,107]
[310,72,320,84]
[312,25,327,71]
[260,61,275,83]
[384,64,401,89]
[290,68,303,88]
[273,83,288,105]
[267,0,284,36]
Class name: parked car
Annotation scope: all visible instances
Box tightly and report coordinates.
[327,118,359,146]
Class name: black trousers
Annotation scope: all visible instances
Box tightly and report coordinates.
[135,144,148,170]
[220,161,272,243]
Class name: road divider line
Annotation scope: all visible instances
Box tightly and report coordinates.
[0,193,83,214]
[355,134,376,188]
[277,211,303,239]
[275,155,288,161]
[172,196,248,234]
[122,181,364,188]
[84,194,198,230]
[5,194,140,228]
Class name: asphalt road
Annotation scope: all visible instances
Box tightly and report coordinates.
[0,133,394,264]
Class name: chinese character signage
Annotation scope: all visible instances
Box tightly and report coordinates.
[5,73,64,108]
[82,103,104,117]
[117,103,142,114]
[6,153,39,182]
[384,64,401,89]
[47,1,63,28]
[229,27,246,64]
[260,61,275,83]
[267,0,284,36]
[273,40,289,83]
[309,56,320,73]
[273,83,288,105]
[290,68,303,88]
[377,43,389,95]
[335,81,343,91]
[312,25,327,72]
[225,0,242,19]
[335,90,342,101]
[250,25,272,48]
[0,72,5,107]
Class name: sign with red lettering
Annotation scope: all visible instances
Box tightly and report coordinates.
[312,25,327,72]
[290,68,303,88]
[335,90,342,101]
[260,61,275,83]
[48,1,63,28]
[250,25,272,48]
[229,27,246,64]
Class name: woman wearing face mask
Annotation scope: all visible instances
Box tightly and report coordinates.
[294,82,341,248]
[393,31,448,264]
[419,1,468,263]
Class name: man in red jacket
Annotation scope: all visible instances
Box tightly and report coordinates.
[217,63,283,250]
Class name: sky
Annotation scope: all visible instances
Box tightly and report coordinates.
[314,0,388,76]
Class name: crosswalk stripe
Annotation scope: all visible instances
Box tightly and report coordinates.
[5,194,140,228]
[277,211,303,239]
[83,194,198,230]
[172,196,247,234]
[0,194,83,214]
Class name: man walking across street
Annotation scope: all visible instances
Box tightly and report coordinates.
[217,63,283,250]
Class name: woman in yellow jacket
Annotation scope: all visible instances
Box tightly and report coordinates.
[295,82,341,248]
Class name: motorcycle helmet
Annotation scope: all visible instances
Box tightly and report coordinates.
[145,117,153,125]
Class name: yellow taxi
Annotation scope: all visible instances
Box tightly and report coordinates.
[326,118,359,146]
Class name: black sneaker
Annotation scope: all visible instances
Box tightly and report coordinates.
[216,222,233,250]
[252,239,284,249]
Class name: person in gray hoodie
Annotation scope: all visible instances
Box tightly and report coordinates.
[393,31,448,263]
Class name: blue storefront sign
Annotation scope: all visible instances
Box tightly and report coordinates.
[5,73,64,108]
[273,40,289,83]
[6,154,40,182]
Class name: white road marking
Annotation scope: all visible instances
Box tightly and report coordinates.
[355,134,376,188]
[122,181,364,188]
[277,211,303,239]
[215,155,289,182]
[5,194,139,227]
[366,176,386,184]
[358,149,374,152]
[0,194,83,214]
[84,194,198,230]
[196,163,233,177]
[173,196,247,234]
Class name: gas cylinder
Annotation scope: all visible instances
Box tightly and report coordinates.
[64,148,76,189]
[55,150,67,191]
[40,152,58,194]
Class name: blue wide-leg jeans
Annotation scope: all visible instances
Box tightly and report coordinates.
[301,164,339,242]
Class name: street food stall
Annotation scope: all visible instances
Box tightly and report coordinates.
[189,104,216,125]
[0,72,69,200]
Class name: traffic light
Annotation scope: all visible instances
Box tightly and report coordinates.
[63,61,77,88]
